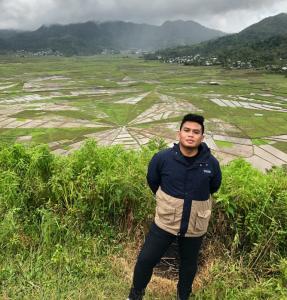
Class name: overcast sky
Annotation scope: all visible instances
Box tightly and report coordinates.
[0,0,287,33]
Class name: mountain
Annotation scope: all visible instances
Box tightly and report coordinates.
[152,13,287,66]
[0,29,20,39]
[238,13,287,40]
[0,20,226,55]
[156,20,225,47]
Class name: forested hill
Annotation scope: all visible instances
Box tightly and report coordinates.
[149,13,287,67]
[0,20,226,55]
[238,12,287,39]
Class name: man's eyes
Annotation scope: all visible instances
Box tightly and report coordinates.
[184,129,200,134]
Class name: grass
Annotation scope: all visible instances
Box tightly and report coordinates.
[0,56,286,300]
[272,141,287,153]
[0,55,286,154]
[10,110,101,121]
[0,142,286,299]
[252,138,270,146]
[0,127,108,144]
[215,140,234,148]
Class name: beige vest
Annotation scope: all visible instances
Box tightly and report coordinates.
[154,187,212,237]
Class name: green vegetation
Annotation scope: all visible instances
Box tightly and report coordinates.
[0,55,286,153]
[0,127,106,144]
[0,20,224,56]
[0,140,156,299]
[215,140,234,148]
[147,13,287,68]
[252,138,269,146]
[10,110,98,121]
[272,141,287,153]
[150,34,287,68]
[0,141,286,299]
[0,19,286,297]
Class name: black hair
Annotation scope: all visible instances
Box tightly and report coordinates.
[179,113,205,133]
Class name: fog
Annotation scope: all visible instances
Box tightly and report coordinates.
[0,0,286,33]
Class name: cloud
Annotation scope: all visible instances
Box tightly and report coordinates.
[0,0,286,32]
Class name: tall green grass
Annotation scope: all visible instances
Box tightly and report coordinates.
[213,159,287,272]
[0,140,286,299]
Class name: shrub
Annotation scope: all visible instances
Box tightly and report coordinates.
[212,159,287,272]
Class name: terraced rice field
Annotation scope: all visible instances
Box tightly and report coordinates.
[0,55,286,171]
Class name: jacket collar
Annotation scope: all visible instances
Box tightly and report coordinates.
[172,142,211,165]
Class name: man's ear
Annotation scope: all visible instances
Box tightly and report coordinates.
[177,130,180,141]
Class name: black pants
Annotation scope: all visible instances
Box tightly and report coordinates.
[131,222,204,299]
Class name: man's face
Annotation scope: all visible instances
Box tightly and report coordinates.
[178,121,204,149]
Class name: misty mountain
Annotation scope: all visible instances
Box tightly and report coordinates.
[0,29,20,39]
[0,20,226,55]
[152,13,287,66]
[238,13,287,40]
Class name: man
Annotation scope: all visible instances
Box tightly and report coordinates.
[127,113,222,300]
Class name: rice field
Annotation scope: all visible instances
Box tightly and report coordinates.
[0,55,287,171]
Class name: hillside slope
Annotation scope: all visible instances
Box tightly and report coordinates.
[0,20,226,55]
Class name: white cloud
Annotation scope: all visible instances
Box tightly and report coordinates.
[0,0,286,32]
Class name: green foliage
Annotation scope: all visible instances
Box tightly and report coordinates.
[0,141,286,298]
[49,139,156,231]
[152,33,287,68]
[214,140,234,148]
[0,144,53,213]
[0,209,22,252]
[0,140,159,248]
[152,13,287,67]
[213,159,287,272]
[0,140,159,298]
[195,259,287,300]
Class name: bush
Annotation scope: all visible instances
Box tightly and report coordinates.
[211,159,287,272]
[0,141,286,298]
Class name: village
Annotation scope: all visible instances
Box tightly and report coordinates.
[159,54,287,72]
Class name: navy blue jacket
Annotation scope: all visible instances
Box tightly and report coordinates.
[147,142,222,235]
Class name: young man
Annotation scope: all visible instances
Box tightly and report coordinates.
[127,114,222,300]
